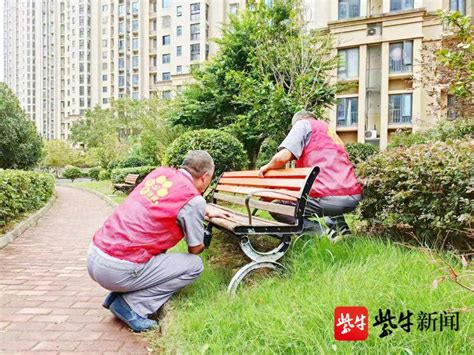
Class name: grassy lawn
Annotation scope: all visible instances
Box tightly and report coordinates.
[67,180,127,204]
[146,233,473,354]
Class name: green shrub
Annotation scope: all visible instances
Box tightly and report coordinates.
[110,166,156,184]
[388,118,474,149]
[98,169,110,181]
[163,129,248,178]
[87,167,102,181]
[256,138,279,168]
[107,156,153,171]
[63,166,82,182]
[0,169,55,228]
[345,143,379,166]
[357,140,473,251]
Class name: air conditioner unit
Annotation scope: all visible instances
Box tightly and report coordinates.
[365,130,377,139]
[367,23,382,36]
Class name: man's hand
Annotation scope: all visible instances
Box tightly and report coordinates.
[206,210,232,219]
[258,164,270,177]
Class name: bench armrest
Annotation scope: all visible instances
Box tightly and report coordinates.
[244,189,299,226]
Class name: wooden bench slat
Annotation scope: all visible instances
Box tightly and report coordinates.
[213,193,296,217]
[219,177,305,190]
[207,204,291,227]
[222,168,313,178]
[215,185,299,201]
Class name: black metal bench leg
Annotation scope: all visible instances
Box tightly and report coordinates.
[227,235,291,295]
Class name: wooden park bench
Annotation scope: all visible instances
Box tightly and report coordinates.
[113,174,140,194]
[205,167,319,294]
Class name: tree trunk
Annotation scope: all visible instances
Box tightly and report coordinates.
[245,136,266,170]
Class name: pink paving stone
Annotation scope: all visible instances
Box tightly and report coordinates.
[0,187,149,353]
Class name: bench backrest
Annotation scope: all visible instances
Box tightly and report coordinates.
[124,174,140,185]
[211,167,319,220]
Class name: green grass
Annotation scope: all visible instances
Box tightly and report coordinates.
[67,180,127,204]
[146,234,473,354]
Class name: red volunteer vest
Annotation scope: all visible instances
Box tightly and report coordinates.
[295,119,362,198]
[93,167,200,263]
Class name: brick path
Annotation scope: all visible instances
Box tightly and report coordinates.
[0,186,150,354]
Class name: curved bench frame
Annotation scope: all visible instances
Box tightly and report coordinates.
[205,167,319,294]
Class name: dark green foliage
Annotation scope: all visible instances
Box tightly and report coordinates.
[163,129,248,179]
[110,166,156,184]
[255,138,279,168]
[357,140,473,251]
[0,83,43,169]
[107,156,153,171]
[388,118,474,149]
[0,170,55,228]
[87,167,102,181]
[62,166,82,182]
[345,143,379,166]
[98,169,110,181]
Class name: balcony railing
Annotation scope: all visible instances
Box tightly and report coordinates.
[389,59,411,74]
[389,108,412,124]
[337,111,358,127]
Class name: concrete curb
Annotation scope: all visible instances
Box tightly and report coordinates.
[65,184,119,207]
[0,193,57,250]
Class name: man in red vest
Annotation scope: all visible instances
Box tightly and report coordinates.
[87,150,229,332]
[259,110,363,237]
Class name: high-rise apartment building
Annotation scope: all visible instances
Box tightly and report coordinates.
[304,0,472,149]
[3,0,471,146]
[90,0,246,107]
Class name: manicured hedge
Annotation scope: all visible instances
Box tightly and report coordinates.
[87,167,102,181]
[0,169,55,228]
[163,129,248,179]
[357,140,473,251]
[63,166,82,182]
[110,166,156,184]
[345,143,378,166]
[98,169,110,181]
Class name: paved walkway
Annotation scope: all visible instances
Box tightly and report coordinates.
[0,186,149,354]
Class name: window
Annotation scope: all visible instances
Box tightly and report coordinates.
[162,72,171,81]
[163,35,171,45]
[118,39,125,52]
[102,39,108,47]
[102,63,107,70]
[389,41,413,73]
[118,58,125,69]
[80,86,85,95]
[230,4,239,15]
[177,25,182,36]
[177,46,182,56]
[450,0,466,15]
[447,95,458,119]
[162,90,172,100]
[132,55,139,68]
[389,93,412,123]
[338,48,359,79]
[103,98,109,104]
[162,15,171,28]
[102,86,107,93]
[102,74,107,81]
[132,38,139,50]
[190,3,200,21]
[102,5,108,12]
[162,0,170,8]
[191,43,200,61]
[336,98,358,126]
[177,5,182,17]
[132,19,139,32]
[390,0,414,12]
[190,23,200,41]
[118,22,125,34]
[132,74,139,86]
[264,0,273,6]
[177,65,183,74]
[338,0,360,19]
[162,53,171,64]
[132,92,139,100]
[118,4,125,16]
[132,2,139,13]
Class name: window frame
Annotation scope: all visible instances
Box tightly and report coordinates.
[336,97,359,127]
[389,93,413,124]
[338,0,361,20]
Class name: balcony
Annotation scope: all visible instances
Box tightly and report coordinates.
[389,108,412,124]
[389,59,412,75]
[337,111,358,128]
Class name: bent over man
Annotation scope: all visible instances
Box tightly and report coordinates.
[87,150,227,332]
[259,110,363,236]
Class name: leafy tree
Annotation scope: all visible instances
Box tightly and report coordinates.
[41,140,73,175]
[165,0,339,167]
[0,83,42,169]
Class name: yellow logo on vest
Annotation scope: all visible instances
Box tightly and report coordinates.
[139,175,173,205]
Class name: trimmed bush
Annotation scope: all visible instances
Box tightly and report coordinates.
[107,156,153,171]
[98,169,110,181]
[357,140,473,251]
[87,167,102,181]
[0,169,55,228]
[388,118,474,149]
[63,166,82,182]
[110,166,156,184]
[345,143,379,166]
[163,129,248,178]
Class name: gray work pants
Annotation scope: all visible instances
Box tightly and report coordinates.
[87,244,203,318]
[271,194,362,232]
